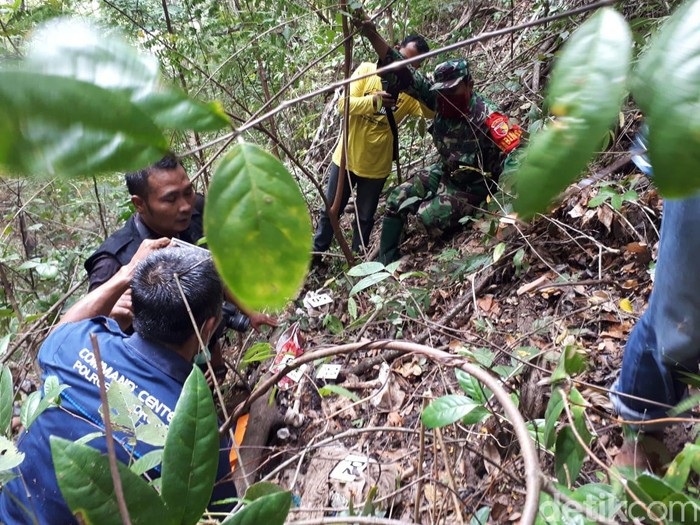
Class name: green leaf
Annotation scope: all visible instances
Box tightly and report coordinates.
[669,393,700,417]
[470,506,490,525]
[347,261,386,277]
[50,436,172,525]
[664,443,700,491]
[135,92,230,132]
[240,342,275,367]
[0,334,10,357]
[243,482,285,501]
[634,0,700,196]
[587,194,608,208]
[551,345,588,383]
[130,449,164,476]
[492,242,506,263]
[461,406,491,425]
[222,490,292,525]
[514,9,631,218]
[0,71,168,177]
[455,369,490,404]
[0,366,13,436]
[0,435,24,471]
[101,381,168,448]
[347,296,358,319]
[21,375,69,430]
[317,384,360,402]
[554,426,587,487]
[627,473,700,523]
[544,389,564,449]
[160,367,219,525]
[25,17,160,97]
[322,314,344,335]
[24,18,229,134]
[349,271,392,296]
[421,394,479,429]
[205,143,312,311]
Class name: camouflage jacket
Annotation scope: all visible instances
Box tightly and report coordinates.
[380,49,513,187]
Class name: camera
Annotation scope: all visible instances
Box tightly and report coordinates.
[222,302,251,332]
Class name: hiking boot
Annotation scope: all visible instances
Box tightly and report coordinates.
[613,431,671,474]
[377,215,403,265]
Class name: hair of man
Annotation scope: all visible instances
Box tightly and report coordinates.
[131,247,223,345]
[125,153,182,198]
[400,34,429,54]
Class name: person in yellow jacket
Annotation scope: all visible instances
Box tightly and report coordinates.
[312,35,434,259]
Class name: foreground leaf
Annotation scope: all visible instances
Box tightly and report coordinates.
[633,0,700,196]
[0,71,167,177]
[205,143,312,311]
[50,437,172,525]
[514,8,631,218]
[160,367,218,525]
[26,18,230,133]
[222,491,292,525]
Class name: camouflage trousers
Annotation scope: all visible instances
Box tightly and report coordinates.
[386,165,485,237]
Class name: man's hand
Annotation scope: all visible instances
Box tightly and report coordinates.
[111,289,134,332]
[59,238,170,328]
[374,91,396,111]
[248,312,278,332]
[120,237,172,279]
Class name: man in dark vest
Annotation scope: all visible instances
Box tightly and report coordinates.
[85,154,276,377]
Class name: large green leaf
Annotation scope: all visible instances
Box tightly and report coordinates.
[633,0,700,196]
[0,70,167,177]
[0,17,230,178]
[221,491,292,525]
[25,18,230,133]
[243,481,286,501]
[0,366,13,436]
[665,443,700,491]
[349,271,392,296]
[205,143,312,311]
[135,92,230,132]
[160,367,219,525]
[50,436,173,525]
[514,8,631,218]
[421,394,480,429]
[25,17,160,98]
[627,473,700,524]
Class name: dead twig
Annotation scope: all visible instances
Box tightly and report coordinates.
[89,334,132,525]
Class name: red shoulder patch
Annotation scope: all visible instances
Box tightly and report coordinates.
[485,112,522,153]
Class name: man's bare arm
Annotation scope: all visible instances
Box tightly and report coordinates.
[59,238,170,328]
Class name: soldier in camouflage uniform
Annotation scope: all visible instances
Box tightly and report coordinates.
[377,58,523,263]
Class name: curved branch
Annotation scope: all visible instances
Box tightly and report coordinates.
[220,340,542,524]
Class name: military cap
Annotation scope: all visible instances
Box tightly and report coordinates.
[431,59,470,91]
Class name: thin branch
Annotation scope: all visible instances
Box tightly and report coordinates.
[3,278,85,364]
[90,334,132,525]
[203,0,616,147]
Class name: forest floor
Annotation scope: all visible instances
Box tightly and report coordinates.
[219,141,679,523]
